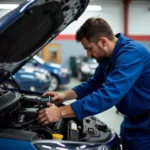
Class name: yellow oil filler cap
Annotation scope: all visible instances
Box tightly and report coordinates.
[52,134,63,140]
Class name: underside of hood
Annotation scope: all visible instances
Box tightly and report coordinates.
[0,1,62,63]
[0,0,89,83]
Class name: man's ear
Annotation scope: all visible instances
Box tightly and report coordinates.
[100,37,107,47]
[98,40,105,48]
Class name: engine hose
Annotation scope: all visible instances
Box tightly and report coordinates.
[31,127,53,139]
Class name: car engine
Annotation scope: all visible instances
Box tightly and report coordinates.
[0,90,121,149]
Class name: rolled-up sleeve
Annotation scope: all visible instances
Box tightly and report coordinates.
[71,49,144,119]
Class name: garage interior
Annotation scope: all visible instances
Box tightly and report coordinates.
[0,0,149,144]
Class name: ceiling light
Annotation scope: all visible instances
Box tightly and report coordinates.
[0,4,19,10]
[86,5,102,11]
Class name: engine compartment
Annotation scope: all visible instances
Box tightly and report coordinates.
[0,90,116,144]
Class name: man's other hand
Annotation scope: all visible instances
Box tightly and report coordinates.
[38,102,61,125]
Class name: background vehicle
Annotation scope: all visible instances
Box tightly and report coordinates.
[27,55,70,91]
[3,66,51,93]
[76,56,99,81]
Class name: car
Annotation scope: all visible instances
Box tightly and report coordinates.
[0,0,123,150]
[76,56,99,81]
[3,66,51,93]
[27,55,70,91]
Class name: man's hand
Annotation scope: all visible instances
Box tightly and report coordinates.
[38,102,76,125]
[42,90,78,104]
[43,91,65,104]
[38,103,61,125]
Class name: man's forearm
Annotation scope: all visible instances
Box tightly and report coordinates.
[64,90,78,101]
[59,105,76,118]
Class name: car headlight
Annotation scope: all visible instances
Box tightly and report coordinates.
[30,86,36,91]
[34,143,109,150]
[61,68,69,74]
[35,72,47,81]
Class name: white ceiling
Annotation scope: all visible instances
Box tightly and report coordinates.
[0,0,25,4]
[0,0,149,5]
[0,0,120,5]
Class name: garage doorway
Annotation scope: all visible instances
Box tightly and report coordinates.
[42,43,61,64]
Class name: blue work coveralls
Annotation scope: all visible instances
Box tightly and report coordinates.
[70,33,150,150]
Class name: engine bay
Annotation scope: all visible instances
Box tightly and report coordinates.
[0,90,116,144]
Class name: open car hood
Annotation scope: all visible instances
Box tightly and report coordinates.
[0,0,89,83]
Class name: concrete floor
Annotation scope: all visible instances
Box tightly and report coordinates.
[57,77,123,134]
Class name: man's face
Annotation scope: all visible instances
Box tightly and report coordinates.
[81,37,108,63]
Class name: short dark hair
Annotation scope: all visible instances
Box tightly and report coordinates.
[75,17,114,42]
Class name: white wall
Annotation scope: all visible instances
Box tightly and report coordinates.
[129,0,150,35]
[0,0,150,36]
[62,0,124,35]
[0,9,11,18]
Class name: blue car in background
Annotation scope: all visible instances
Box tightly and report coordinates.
[27,55,70,91]
[4,66,51,93]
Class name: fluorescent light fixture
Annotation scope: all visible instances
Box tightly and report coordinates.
[86,5,102,11]
[0,4,19,10]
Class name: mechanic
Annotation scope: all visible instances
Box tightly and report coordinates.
[38,18,150,150]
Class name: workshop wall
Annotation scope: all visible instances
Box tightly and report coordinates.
[0,9,10,18]
[52,0,125,68]
[0,0,149,69]
[62,0,124,35]
[129,0,150,35]
[51,40,86,69]
[51,39,150,69]
[52,0,150,68]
